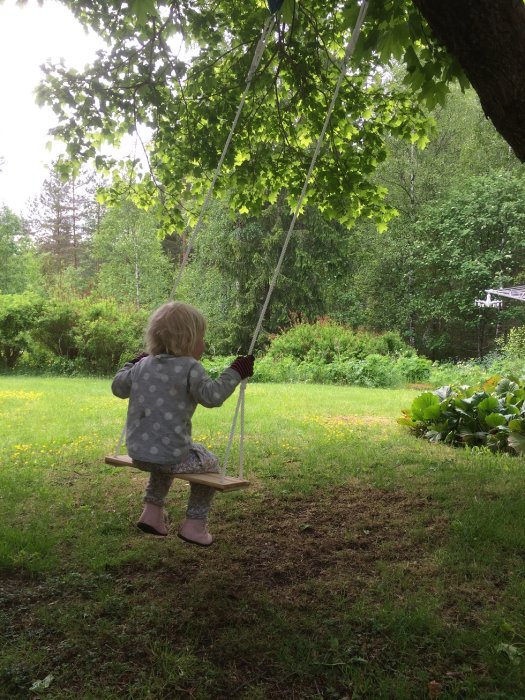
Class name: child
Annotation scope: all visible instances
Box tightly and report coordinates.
[111,301,254,546]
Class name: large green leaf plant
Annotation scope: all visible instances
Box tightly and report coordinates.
[399,376,525,454]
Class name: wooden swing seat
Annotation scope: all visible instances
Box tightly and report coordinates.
[104,454,250,491]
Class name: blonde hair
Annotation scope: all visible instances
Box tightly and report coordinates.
[145,302,206,357]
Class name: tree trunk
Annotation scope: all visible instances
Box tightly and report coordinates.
[134,248,141,310]
[71,178,78,269]
[412,0,525,162]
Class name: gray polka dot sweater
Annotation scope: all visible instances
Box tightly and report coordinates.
[111,354,241,464]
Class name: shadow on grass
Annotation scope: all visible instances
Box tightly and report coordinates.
[5,481,523,699]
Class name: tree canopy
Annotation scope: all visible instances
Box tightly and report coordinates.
[33,0,482,231]
[3,0,515,235]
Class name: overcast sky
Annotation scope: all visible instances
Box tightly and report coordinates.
[0,0,105,215]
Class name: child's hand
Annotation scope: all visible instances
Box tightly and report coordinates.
[230,354,255,379]
[130,352,149,364]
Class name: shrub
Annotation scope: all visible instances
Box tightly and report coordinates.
[248,353,426,388]
[75,300,148,374]
[495,326,525,378]
[399,376,525,454]
[429,360,490,387]
[266,321,412,362]
[17,345,82,375]
[395,355,432,383]
[0,293,43,369]
[33,299,82,359]
[12,297,149,375]
[255,321,427,387]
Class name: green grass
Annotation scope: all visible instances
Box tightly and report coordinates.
[1,375,525,698]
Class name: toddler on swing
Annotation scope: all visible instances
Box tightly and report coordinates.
[111,301,254,546]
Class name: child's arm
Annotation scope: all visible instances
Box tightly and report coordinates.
[188,356,254,408]
[111,353,148,399]
[111,363,134,398]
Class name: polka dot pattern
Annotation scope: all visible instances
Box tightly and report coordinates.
[124,355,240,463]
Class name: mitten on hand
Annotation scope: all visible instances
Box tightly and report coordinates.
[230,354,255,379]
[130,352,149,364]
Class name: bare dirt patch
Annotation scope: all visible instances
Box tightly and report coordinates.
[114,482,447,603]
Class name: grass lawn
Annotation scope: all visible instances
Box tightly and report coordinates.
[1,375,525,699]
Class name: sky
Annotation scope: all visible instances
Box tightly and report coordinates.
[0,0,106,215]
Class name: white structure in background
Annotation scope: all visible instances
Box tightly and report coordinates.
[475,286,525,308]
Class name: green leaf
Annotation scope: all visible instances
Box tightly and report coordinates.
[131,0,156,25]
[496,643,522,665]
[281,0,295,25]
[508,433,525,454]
[477,396,500,415]
[496,378,519,395]
[397,416,418,428]
[435,385,453,401]
[30,675,55,692]
[410,392,440,421]
[484,412,507,428]
[459,429,488,443]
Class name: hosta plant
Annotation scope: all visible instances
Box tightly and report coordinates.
[398,376,525,454]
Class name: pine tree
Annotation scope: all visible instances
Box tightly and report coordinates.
[28,163,101,283]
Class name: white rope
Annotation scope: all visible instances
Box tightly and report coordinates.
[113,12,276,456]
[169,13,277,300]
[222,0,370,477]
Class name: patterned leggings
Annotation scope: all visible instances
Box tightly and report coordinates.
[133,443,219,520]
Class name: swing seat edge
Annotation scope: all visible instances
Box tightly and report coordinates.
[104,454,250,491]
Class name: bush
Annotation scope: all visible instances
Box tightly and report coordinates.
[494,326,525,378]
[1,299,432,384]
[394,355,432,383]
[399,376,525,454]
[247,353,428,388]
[75,300,148,374]
[250,321,428,387]
[267,321,412,362]
[16,297,149,375]
[499,326,525,359]
[17,345,82,375]
[0,293,43,369]
[33,299,82,359]
[429,360,491,387]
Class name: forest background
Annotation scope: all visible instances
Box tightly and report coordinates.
[2,80,525,379]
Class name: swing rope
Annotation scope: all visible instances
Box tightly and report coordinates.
[221,0,370,480]
[169,12,277,300]
[113,10,277,457]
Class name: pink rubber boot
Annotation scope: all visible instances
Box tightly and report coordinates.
[137,503,168,537]
[178,518,213,547]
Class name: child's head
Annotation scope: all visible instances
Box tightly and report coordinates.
[145,302,206,357]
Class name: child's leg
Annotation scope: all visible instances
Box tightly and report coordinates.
[175,443,219,518]
[144,471,175,506]
[176,444,219,546]
[187,483,216,520]
[138,471,174,536]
